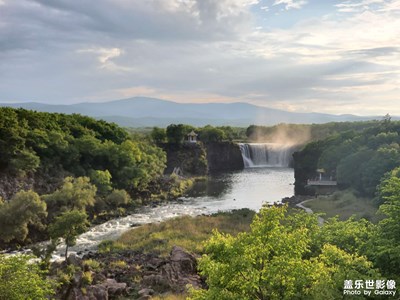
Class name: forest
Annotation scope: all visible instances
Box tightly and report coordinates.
[294,116,400,199]
[0,109,399,299]
[0,107,174,251]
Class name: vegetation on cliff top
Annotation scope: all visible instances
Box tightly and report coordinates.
[294,118,400,198]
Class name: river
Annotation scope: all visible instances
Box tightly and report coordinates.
[49,166,294,260]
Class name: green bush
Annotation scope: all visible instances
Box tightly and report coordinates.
[0,255,55,300]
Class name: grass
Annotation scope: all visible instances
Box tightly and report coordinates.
[302,190,382,223]
[99,208,255,256]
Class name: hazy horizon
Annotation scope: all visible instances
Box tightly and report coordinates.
[0,96,395,117]
[1,0,399,115]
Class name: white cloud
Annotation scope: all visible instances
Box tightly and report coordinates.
[1,0,400,115]
[273,0,307,10]
[335,0,394,13]
[77,47,132,72]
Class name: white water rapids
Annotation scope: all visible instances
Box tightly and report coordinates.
[38,167,295,260]
[6,145,296,260]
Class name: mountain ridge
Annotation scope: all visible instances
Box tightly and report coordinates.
[0,97,393,127]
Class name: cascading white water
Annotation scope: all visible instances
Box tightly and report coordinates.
[238,143,294,167]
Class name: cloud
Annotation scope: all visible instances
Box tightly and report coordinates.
[273,0,308,10]
[77,47,131,72]
[335,0,397,13]
[0,0,400,116]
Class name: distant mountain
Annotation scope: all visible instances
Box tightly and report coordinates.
[0,97,393,127]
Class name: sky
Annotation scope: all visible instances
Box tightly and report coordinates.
[0,0,399,115]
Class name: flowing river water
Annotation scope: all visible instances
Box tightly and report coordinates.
[50,143,296,259]
[49,167,294,260]
[20,143,296,260]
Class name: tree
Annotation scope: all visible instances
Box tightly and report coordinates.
[359,146,400,196]
[9,149,40,174]
[48,210,89,260]
[368,168,400,277]
[0,107,27,169]
[89,169,112,196]
[198,125,225,143]
[166,124,186,144]
[316,216,374,254]
[0,190,47,243]
[106,189,132,207]
[151,127,167,143]
[336,149,374,190]
[189,206,378,300]
[43,176,97,214]
[0,255,55,300]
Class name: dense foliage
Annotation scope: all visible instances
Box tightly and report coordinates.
[189,204,400,299]
[0,108,168,248]
[0,190,47,243]
[0,255,55,300]
[152,124,246,144]
[368,166,400,277]
[0,107,166,192]
[294,119,400,197]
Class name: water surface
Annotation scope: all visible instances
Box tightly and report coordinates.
[51,167,294,259]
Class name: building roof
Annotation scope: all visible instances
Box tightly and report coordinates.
[187,130,198,136]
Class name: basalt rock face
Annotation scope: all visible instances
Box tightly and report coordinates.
[53,247,204,300]
[293,143,323,195]
[161,142,244,176]
[0,170,67,200]
[205,142,244,172]
[160,143,208,176]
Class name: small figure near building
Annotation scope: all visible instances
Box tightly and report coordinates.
[187,130,198,143]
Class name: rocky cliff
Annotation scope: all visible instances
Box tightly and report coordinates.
[205,142,244,172]
[161,142,244,176]
[160,143,208,176]
[293,143,323,195]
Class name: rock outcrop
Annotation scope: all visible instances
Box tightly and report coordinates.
[160,143,208,176]
[206,142,244,172]
[53,246,203,299]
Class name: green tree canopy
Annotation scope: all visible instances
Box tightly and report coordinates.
[198,125,225,143]
[166,124,192,144]
[43,176,97,214]
[190,206,379,300]
[106,189,132,207]
[0,255,55,300]
[48,210,89,260]
[0,190,47,243]
[368,168,400,277]
[89,169,112,196]
[151,127,167,143]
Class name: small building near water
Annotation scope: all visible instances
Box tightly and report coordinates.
[306,169,337,195]
[187,130,198,143]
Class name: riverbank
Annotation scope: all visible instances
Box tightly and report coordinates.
[98,208,255,256]
[297,190,381,223]
[47,209,255,299]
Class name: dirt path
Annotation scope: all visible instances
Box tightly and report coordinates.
[296,198,325,225]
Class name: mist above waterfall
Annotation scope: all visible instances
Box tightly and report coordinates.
[247,123,311,146]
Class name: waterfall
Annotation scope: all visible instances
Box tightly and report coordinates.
[238,143,294,168]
